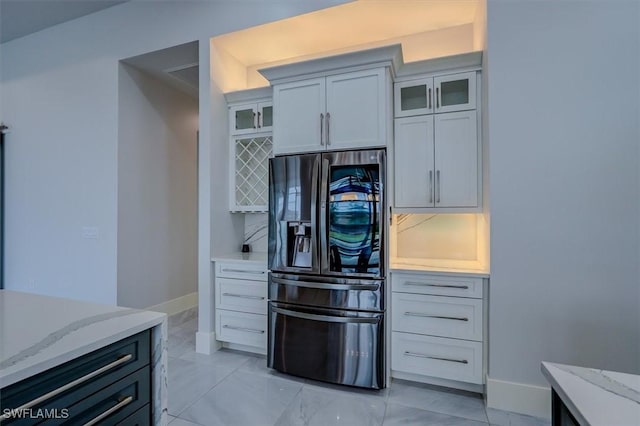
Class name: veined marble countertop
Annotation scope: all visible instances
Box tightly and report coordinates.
[211,252,268,264]
[541,361,640,426]
[0,290,166,388]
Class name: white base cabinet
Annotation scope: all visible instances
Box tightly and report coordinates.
[391,270,487,389]
[214,260,268,354]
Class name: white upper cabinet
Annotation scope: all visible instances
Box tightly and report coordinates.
[273,68,389,154]
[434,111,478,207]
[395,71,476,117]
[394,116,435,208]
[272,78,325,155]
[324,68,388,151]
[230,101,273,135]
[394,110,478,209]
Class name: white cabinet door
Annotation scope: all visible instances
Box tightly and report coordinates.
[394,78,434,118]
[273,78,325,155]
[434,111,478,207]
[229,103,258,136]
[257,101,273,132]
[394,116,434,208]
[434,72,476,114]
[326,68,387,150]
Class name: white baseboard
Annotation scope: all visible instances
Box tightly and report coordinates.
[195,331,221,355]
[486,376,551,419]
[146,292,198,316]
[223,342,267,356]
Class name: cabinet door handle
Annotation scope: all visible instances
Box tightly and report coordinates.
[252,112,257,128]
[223,324,265,334]
[436,170,441,203]
[326,112,331,145]
[320,113,324,145]
[404,312,469,322]
[0,354,133,420]
[83,396,134,426]
[404,351,468,364]
[221,268,265,274]
[428,88,432,109]
[429,170,433,203]
[404,281,469,290]
[257,111,262,128]
[222,292,265,300]
[436,87,440,109]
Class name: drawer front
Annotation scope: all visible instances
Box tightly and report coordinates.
[216,310,267,349]
[392,293,482,341]
[1,330,150,419]
[119,403,151,426]
[216,261,267,281]
[216,277,267,314]
[392,272,483,299]
[2,366,150,426]
[392,331,483,384]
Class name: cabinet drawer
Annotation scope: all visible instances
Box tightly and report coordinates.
[216,310,267,349]
[216,262,267,281]
[1,331,150,419]
[392,332,482,384]
[216,277,267,314]
[119,403,151,425]
[392,293,482,341]
[392,272,482,298]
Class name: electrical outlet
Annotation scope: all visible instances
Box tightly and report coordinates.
[82,226,99,239]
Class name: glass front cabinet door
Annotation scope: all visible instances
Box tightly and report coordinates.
[230,102,273,135]
[394,71,476,117]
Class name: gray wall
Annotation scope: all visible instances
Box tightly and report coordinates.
[0,0,347,303]
[487,0,640,387]
[117,64,198,309]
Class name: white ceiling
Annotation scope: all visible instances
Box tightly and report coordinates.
[0,0,128,43]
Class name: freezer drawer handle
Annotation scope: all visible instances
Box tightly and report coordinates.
[404,312,469,322]
[221,268,265,275]
[0,354,133,421]
[404,351,468,364]
[404,281,469,290]
[83,396,134,426]
[272,307,380,324]
[222,293,265,300]
[223,324,265,334]
[271,277,379,291]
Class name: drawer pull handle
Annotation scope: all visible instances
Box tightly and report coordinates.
[404,282,469,290]
[404,312,469,322]
[404,351,468,364]
[83,395,134,426]
[223,324,265,334]
[0,354,133,421]
[222,268,265,274]
[222,293,265,300]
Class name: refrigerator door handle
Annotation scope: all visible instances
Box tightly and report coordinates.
[310,155,320,271]
[319,158,330,274]
[272,307,380,324]
[271,276,379,291]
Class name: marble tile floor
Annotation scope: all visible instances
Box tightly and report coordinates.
[166,308,550,426]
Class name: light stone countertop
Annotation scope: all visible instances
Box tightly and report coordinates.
[0,290,166,387]
[211,252,268,264]
[390,261,490,278]
[541,361,640,426]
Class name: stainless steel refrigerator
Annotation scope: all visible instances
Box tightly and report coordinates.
[267,149,386,389]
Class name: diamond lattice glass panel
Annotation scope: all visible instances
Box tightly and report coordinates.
[235,136,273,208]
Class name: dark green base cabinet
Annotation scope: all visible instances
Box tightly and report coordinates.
[1,330,151,425]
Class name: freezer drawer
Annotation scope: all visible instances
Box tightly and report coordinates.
[268,302,385,389]
[269,272,384,311]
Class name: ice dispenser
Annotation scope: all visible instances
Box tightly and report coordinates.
[288,222,312,268]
